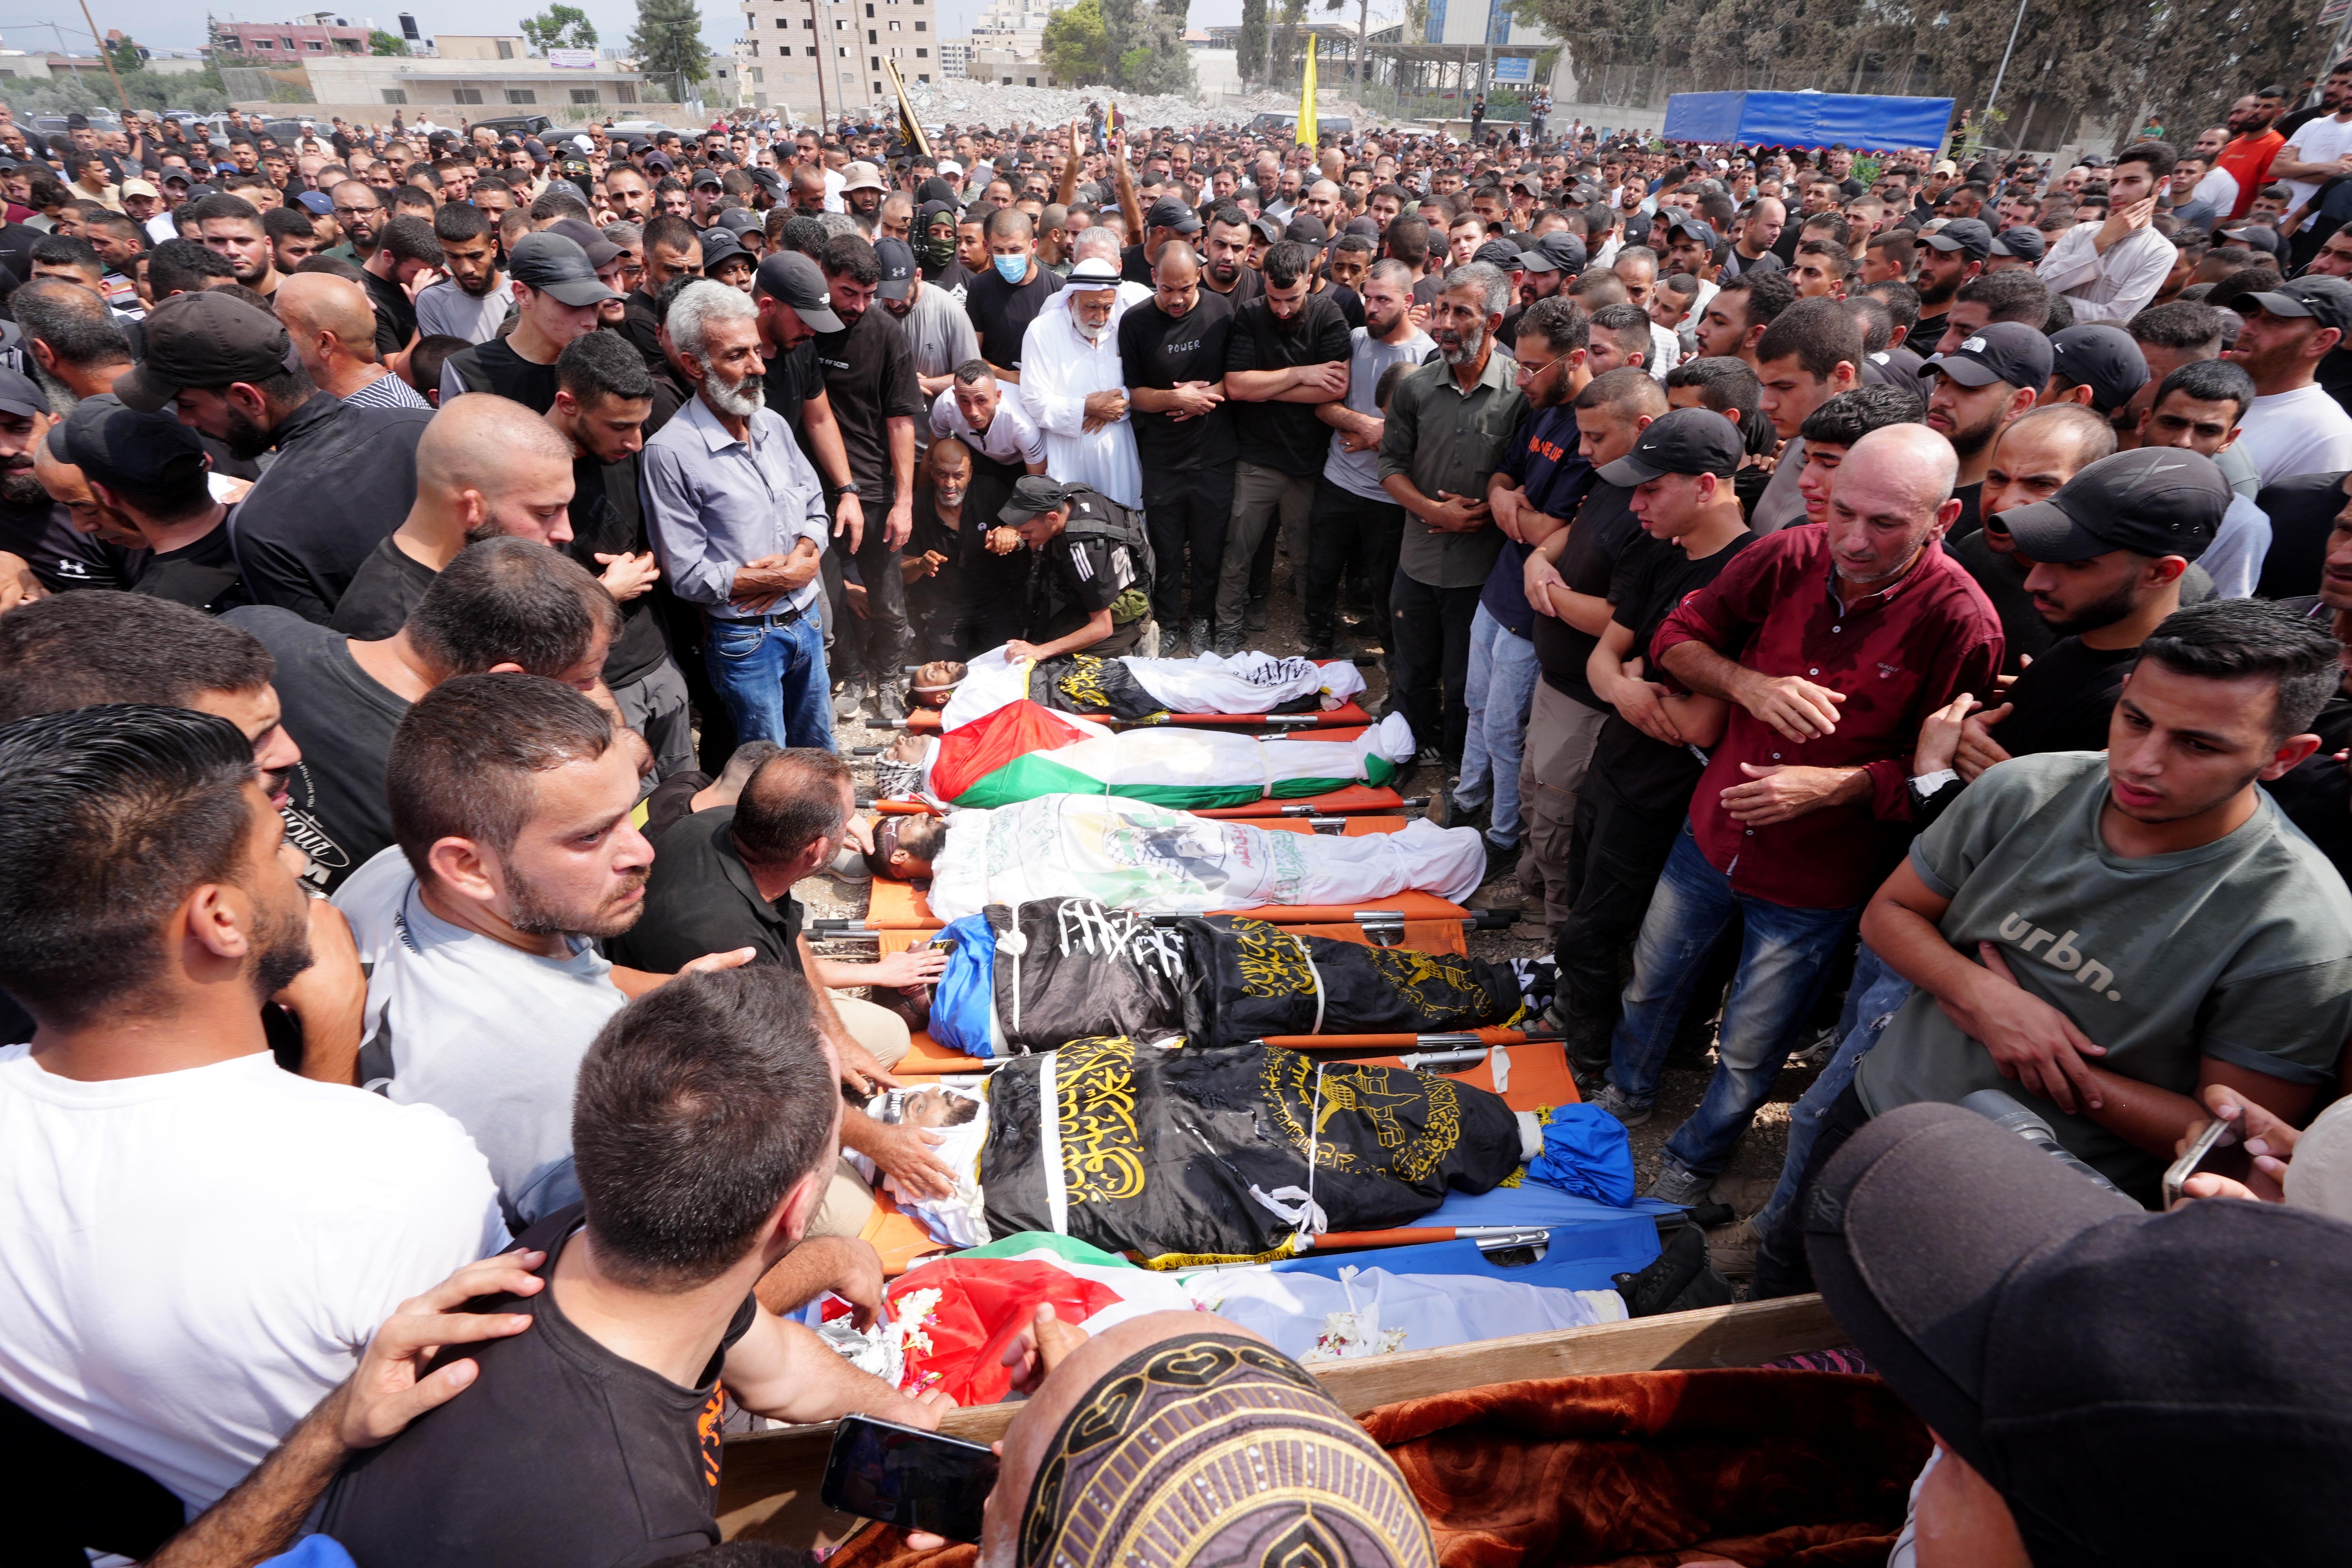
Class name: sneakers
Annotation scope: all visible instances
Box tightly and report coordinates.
[1245,597,1270,631]
[831,683,863,723]
[1588,1082,1650,1128]
[1645,1163,1716,1209]
[869,679,907,724]
[1188,617,1211,659]
[1214,629,1243,658]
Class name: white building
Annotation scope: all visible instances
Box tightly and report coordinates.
[734,0,941,118]
[937,35,970,79]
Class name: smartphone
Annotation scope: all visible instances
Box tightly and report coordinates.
[2162,1114,2252,1207]
[820,1413,999,1544]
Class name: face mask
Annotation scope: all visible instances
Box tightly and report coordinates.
[994,252,1029,283]
[920,233,955,269]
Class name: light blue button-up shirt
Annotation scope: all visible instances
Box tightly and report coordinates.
[641,392,831,620]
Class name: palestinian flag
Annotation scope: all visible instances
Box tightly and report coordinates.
[926,701,1410,810]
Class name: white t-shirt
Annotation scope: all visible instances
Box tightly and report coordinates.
[2234,382,2352,487]
[0,1045,501,1512]
[2280,113,2352,226]
[335,846,628,1227]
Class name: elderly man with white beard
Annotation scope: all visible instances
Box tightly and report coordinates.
[642,279,837,749]
[1018,254,1143,506]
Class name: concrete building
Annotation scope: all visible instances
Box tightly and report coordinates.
[733,0,942,118]
[210,18,372,60]
[937,35,970,79]
[295,53,650,114]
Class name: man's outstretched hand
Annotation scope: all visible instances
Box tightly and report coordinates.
[340,1248,545,1449]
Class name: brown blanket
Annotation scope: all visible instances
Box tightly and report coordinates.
[818,1370,1929,1568]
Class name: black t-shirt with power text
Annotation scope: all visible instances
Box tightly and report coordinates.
[318,1204,757,1568]
[1117,290,1238,471]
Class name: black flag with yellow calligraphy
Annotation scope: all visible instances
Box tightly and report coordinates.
[882,56,931,159]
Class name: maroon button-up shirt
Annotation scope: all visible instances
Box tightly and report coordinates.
[1651,524,2003,910]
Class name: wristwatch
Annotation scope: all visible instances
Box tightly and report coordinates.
[1910,768,1959,800]
[834,481,862,496]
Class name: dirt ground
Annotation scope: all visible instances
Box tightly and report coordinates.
[790,549,1823,1276]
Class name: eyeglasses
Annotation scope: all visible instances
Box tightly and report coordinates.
[1512,355,1562,382]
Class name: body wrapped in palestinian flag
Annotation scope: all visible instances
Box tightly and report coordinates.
[916,700,1412,810]
[950,898,1527,1056]
[979,1037,1529,1264]
[940,645,1367,731]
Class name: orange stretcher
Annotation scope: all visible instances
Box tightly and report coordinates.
[858,817,1472,930]
[862,1036,1580,1275]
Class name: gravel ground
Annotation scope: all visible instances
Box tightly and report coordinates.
[789,543,1807,1274]
[904,80,1398,135]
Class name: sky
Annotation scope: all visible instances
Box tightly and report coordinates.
[0,0,1388,69]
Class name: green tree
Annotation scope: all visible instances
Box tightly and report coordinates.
[105,35,145,73]
[1043,0,1115,85]
[1237,0,1269,85]
[630,0,712,86]
[522,4,601,55]
[1101,0,1194,93]
[369,28,410,55]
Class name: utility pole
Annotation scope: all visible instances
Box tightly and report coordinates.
[1983,0,2028,117]
[808,0,829,126]
[76,0,136,114]
[1479,0,1496,109]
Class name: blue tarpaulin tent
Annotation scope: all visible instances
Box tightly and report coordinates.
[1661,90,1956,154]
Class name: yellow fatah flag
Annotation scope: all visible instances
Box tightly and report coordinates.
[1297,38,1318,147]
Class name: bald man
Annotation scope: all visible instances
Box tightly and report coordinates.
[1592,421,2005,1211]
[276,271,429,412]
[328,394,579,636]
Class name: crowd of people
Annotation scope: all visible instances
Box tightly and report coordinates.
[3,80,2352,1568]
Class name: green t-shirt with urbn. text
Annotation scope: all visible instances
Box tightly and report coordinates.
[1857,751,2352,1204]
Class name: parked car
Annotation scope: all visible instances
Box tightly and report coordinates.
[465,113,555,140]
[598,118,675,140]
[1246,111,1354,138]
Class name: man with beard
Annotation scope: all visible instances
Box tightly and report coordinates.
[645,281,835,750]
[44,394,247,613]
[0,366,132,592]
[1920,321,2051,538]
[188,192,283,304]
[414,202,508,345]
[330,396,578,637]
[332,673,740,1228]
[1910,217,1990,347]
[1929,449,2223,811]
[1199,205,1262,308]
[438,232,617,410]
[1122,243,1236,655]
[620,214,701,374]
[878,235,980,409]
[322,180,384,266]
[0,702,510,1525]
[1723,196,1786,279]
[2226,276,2352,483]
[2214,92,2287,221]
[118,291,433,625]
[276,272,430,412]
[1380,262,1528,766]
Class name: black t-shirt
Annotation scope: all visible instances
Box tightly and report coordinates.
[1990,636,2141,759]
[1225,291,1353,475]
[224,606,405,893]
[329,535,436,639]
[1120,240,1155,285]
[2270,748,2352,886]
[1117,291,1238,472]
[0,497,137,592]
[814,308,924,505]
[1531,481,1642,706]
[132,519,247,613]
[605,806,806,974]
[445,335,561,412]
[568,449,670,686]
[1325,282,1367,331]
[1201,265,1263,310]
[764,338,826,436]
[1913,309,1950,354]
[1412,274,1446,308]
[963,263,1062,374]
[1949,528,2052,677]
[1950,479,1983,542]
[621,289,666,372]
[360,266,417,359]
[1589,530,1757,812]
[639,769,712,844]
[318,1204,757,1568]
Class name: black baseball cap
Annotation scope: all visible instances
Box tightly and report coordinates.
[507,231,621,307]
[1596,406,1744,485]
[874,236,916,300]
[699,228,751,272]
[1924,216,1994,258]
[545,217,621,270]
[2047,323,2149,414]
[1517,231,1587,274]
[1918,320,2054,391]
[1283,214,1328,244]
[0,367,47,419]
[999,474,1074,523]
[1668,216,1718,250]
[48,392,208,491]
[1998,447,2226,563]
[1472,238,1524,270]
[2230,274,2352,335]
[1807,1102,2352,1563]
[1250,213,1285,245]
[753,251,843,331]
[1145,195,1202,235]
[115,292,292,412]
[1989,224,2045,262]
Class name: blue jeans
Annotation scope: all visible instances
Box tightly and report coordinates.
[1608,827,1862,1180]
[1455,604,1539,849]
[704,609,835,751]
[1753,942,1914,1240]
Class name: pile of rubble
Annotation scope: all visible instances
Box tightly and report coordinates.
[902,78,1392,134]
